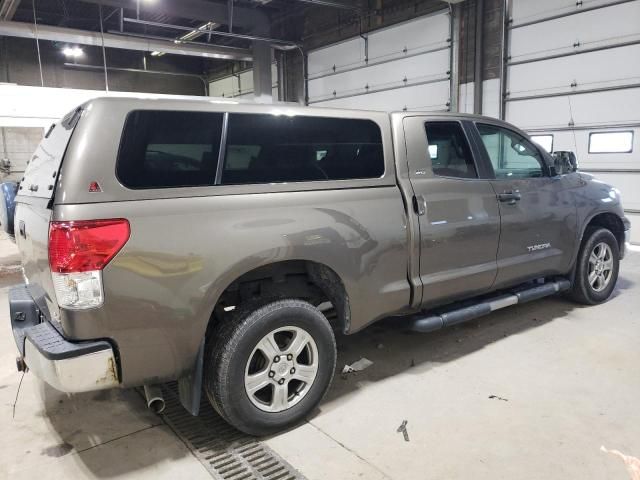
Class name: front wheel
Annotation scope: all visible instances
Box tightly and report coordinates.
[204,299,336,436]
[568,227,620,305]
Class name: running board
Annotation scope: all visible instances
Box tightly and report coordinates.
[409,279,571,333]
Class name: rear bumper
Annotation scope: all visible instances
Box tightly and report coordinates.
[10,285,119,393]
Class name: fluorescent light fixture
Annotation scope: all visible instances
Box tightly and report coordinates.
[62,46,83,57]
[175,22,218,44]
[150,51,164,56]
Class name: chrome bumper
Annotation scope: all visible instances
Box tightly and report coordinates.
[622,229,630,259]
[10,285,119,393]
[23,333,119,393]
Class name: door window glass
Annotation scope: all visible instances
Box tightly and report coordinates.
[424,122,478,179]
[477,124,546,179]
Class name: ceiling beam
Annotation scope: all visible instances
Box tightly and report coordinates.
[0,0,21,20]
[0,20,253,60]
[79,0,270,34]
[288,0,362,10]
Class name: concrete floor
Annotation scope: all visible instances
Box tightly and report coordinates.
[1,232,639,479]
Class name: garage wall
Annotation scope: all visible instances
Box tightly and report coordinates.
[0,84,215,181]
[0,127,44,182]
[208,63,279,100]
[504,0,640,242]
[307,10,452,112]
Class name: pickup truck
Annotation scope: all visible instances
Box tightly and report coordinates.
[7,97,629,435]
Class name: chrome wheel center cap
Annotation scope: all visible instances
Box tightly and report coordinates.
[276,361,291,376]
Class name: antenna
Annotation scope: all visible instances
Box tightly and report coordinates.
[567,96,578,155]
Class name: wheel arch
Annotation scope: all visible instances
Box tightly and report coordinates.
[207,259,352,337]
[581,212,626,256]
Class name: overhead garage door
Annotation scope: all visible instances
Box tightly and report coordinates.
[308,10,452,112]
[209,63,279,100]
[504,0,640,243]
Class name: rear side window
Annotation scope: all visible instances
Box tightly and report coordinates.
[220,114,384,185]
[117,110,224,189]
[424,122,478,179]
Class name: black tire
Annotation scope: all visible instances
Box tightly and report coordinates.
[567,227,620,305]
[204,299,336,436]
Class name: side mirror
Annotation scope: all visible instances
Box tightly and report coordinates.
[551,151,578,175]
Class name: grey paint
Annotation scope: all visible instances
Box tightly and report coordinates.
[12,98,628,389]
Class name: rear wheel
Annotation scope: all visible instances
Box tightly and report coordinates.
[568,227,619,305]
[204,299,336,436]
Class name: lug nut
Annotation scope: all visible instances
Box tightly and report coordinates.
[287,354,293,361]
[268,370,275,378]
[290,368,296,374]
[278,378,285,385]
[274,356,280,363]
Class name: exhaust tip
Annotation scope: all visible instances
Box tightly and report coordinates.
[143,385,165,414]
[147,397,165,414]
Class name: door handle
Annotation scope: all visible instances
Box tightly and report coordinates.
[498,190,521,205]
[412,195,427,216]
[18,221,26,239]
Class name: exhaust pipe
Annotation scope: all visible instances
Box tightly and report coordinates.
[143,385,165,414]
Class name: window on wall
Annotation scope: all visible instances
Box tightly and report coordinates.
[220,114,385,185]
[117,110,224,189]
[477,124,546,179]
[588,131,633,153]
[424,122,478,179]
[531,134,553,153]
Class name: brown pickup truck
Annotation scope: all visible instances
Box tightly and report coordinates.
[7,97,629,435]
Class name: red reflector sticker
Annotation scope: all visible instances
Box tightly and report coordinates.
[89,181,102,192]
[49,219,130,273]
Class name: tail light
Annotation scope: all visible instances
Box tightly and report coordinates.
[49,219,130,309]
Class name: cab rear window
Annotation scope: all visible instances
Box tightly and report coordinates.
[116,110,224,189]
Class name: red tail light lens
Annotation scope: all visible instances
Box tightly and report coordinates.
[49,219,130,273]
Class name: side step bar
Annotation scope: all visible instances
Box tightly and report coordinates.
[410,279,571,333]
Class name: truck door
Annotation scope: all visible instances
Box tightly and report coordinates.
[402,117,501,307]
[472,122,577,288]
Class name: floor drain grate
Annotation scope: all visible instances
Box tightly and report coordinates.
[157,384,305,480]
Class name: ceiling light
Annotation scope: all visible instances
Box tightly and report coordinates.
[62,46,83,57]
[150,51,164,56]
[174,22,218,44]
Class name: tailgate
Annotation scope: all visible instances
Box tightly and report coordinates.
[14,108,81,324]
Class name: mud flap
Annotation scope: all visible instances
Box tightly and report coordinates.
[178,339,204,416]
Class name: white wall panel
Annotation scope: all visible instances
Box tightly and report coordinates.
[307,37,365,77]
[367,13,450,59]
[308,12,451,112]
[508,44,640,96]
[510,1,640,62]
[312,81,450,112]
[532,130,639,170]
[209,63,278,100]
[507,89,640,130]
[309,49,449,103]
[511,0,625,25]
